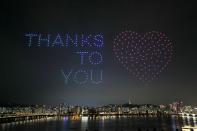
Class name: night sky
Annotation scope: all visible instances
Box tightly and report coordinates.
[1,0,197,106]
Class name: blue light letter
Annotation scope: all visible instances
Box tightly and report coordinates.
[89,51,103,65]
[90,69,103,84]
[93,34,104,48]
[25,33,37,47]
[52,34,64,47]
[38,34,51,47]
[73,70,88,85]
[66,34,78,47]
[81,34,91,47]
[61,69,72,84]
[76,51,88,65]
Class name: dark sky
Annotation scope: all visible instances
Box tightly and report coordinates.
[1,0,197,106]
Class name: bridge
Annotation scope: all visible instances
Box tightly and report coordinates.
[0,114,55,123]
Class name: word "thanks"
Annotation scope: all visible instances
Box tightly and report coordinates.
[24,33,104,48]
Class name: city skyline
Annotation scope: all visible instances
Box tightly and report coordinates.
[1,1,197,131]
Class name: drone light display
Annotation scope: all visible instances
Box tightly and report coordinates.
[25,33,104,48]
[24,31,174,86]
[113,31,173,83]
[25,33,104,86]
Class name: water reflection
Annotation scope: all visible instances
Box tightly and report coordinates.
[181,115,197,131]
[0,116,196,131]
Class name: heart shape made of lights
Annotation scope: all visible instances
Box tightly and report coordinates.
[113,31,173,83]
